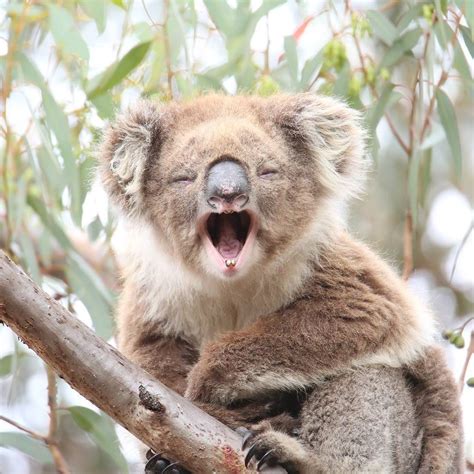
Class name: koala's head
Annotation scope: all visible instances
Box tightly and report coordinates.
[99,94,367,280]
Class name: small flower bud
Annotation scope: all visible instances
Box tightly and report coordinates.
[467,377,474,387]
[442,329,453,340]
[453,335,465,349]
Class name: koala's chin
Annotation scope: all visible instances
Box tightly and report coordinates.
[197,209,261,279]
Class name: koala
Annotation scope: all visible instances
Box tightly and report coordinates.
[98,93,463,473]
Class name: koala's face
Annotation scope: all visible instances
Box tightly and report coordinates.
[99,94,366,280]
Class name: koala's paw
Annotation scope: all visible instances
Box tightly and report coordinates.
[144,449,190,474]
[237,427,303,473]
[185,358,239,405]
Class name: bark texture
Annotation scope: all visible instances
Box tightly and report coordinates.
[0,250,250,473]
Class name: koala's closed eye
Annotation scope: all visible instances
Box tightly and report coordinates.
[257,167,279,179]
[169,174,197,185]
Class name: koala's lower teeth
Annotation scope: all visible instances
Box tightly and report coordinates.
[225,259,236,267]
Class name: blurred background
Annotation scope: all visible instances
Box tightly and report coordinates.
[0,0,472,472]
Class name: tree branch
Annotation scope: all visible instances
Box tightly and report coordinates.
[0,250,254,473]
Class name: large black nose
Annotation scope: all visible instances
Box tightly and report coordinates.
[206,160,249,210]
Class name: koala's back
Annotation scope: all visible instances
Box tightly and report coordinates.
[300,366,422,473]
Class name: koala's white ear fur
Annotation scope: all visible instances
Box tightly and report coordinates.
[271,93,368,200]
[98,100,162,214]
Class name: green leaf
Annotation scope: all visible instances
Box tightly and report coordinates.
[436,89,462,177]
[203,0,237,37]
[456,0,473,41]
[0,433,53,464]
[333,62,350,97]
[87,217,103,242]
[283,36,298,87]
[0,353,28,377]
[460,25,474,57]
[433,18,450,49]
[91,94,115,120]
[379,28,422,70]
[87,42,151,99]
[68,407,127,472]
[19,233,42,283]
[0,355,13,377]
[453,41,471,81]
[48,5,89,60]
[367,10,397,46]
[420,149,432,205]
[420,123,445,150]
[366,83,402,131]
[27,194,72,250]
[79,0,106,34]
[65,253,115,340]
[300,48,324,89]
[17,53,82,224]
[168,1,190,65]
[396,4,423,34]
[42,91,82,224]
[111,0,126,9]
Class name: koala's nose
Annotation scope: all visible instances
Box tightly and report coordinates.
[206,160,249,210]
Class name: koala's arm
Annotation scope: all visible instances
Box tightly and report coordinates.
[186,236,432,404]
[116,295,294,430]
[406,346,464,473]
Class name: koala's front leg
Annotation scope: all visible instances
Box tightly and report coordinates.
[185,295,393,405]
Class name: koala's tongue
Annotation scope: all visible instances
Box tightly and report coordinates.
[215,214,243,259]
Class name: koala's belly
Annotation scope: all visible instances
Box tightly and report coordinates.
[299,366,422,473]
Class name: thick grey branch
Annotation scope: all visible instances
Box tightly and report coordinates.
[0,250,249,473]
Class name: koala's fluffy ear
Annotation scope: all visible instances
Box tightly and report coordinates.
[268,93,368,199]
[98,100,162,215]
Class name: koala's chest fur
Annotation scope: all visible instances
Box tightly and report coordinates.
[116,220,313,347]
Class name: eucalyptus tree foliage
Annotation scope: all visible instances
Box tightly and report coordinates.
[0,0,472,472]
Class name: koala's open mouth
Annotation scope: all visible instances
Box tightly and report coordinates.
[199,210,258,275]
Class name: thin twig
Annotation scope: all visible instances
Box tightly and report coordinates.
[0,415,45,442]
[450,221,474,282]
[459,331,474,391]
[162,0,174,99]
[402,210,414,280]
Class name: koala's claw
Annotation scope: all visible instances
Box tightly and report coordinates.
[237,426,298,473]
[144,449,190,474]
[245,444,278,471]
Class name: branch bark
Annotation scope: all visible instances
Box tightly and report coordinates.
[0,250,250,473]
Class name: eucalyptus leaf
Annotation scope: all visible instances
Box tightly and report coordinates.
[379,28,422,70]
[300,48,324,89]
[366,84,401,132]
[396,4,422,34]
[17,52,82,224]
[333,62,350,97]
[87,42,151,99]
[0,433,53,464]
[203,0,237,37]
[49,5,89,60]
[79,0,106,34]
[420,123,446,150]
[19,233,42,283]
[66,253,115,340]
[436,89,462,177]
[0,355,13,377]
[460,25,474,57]
[367,10,397,46]
[27,194,72,250]
[68,407,127,472]
[284,36,298,87]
